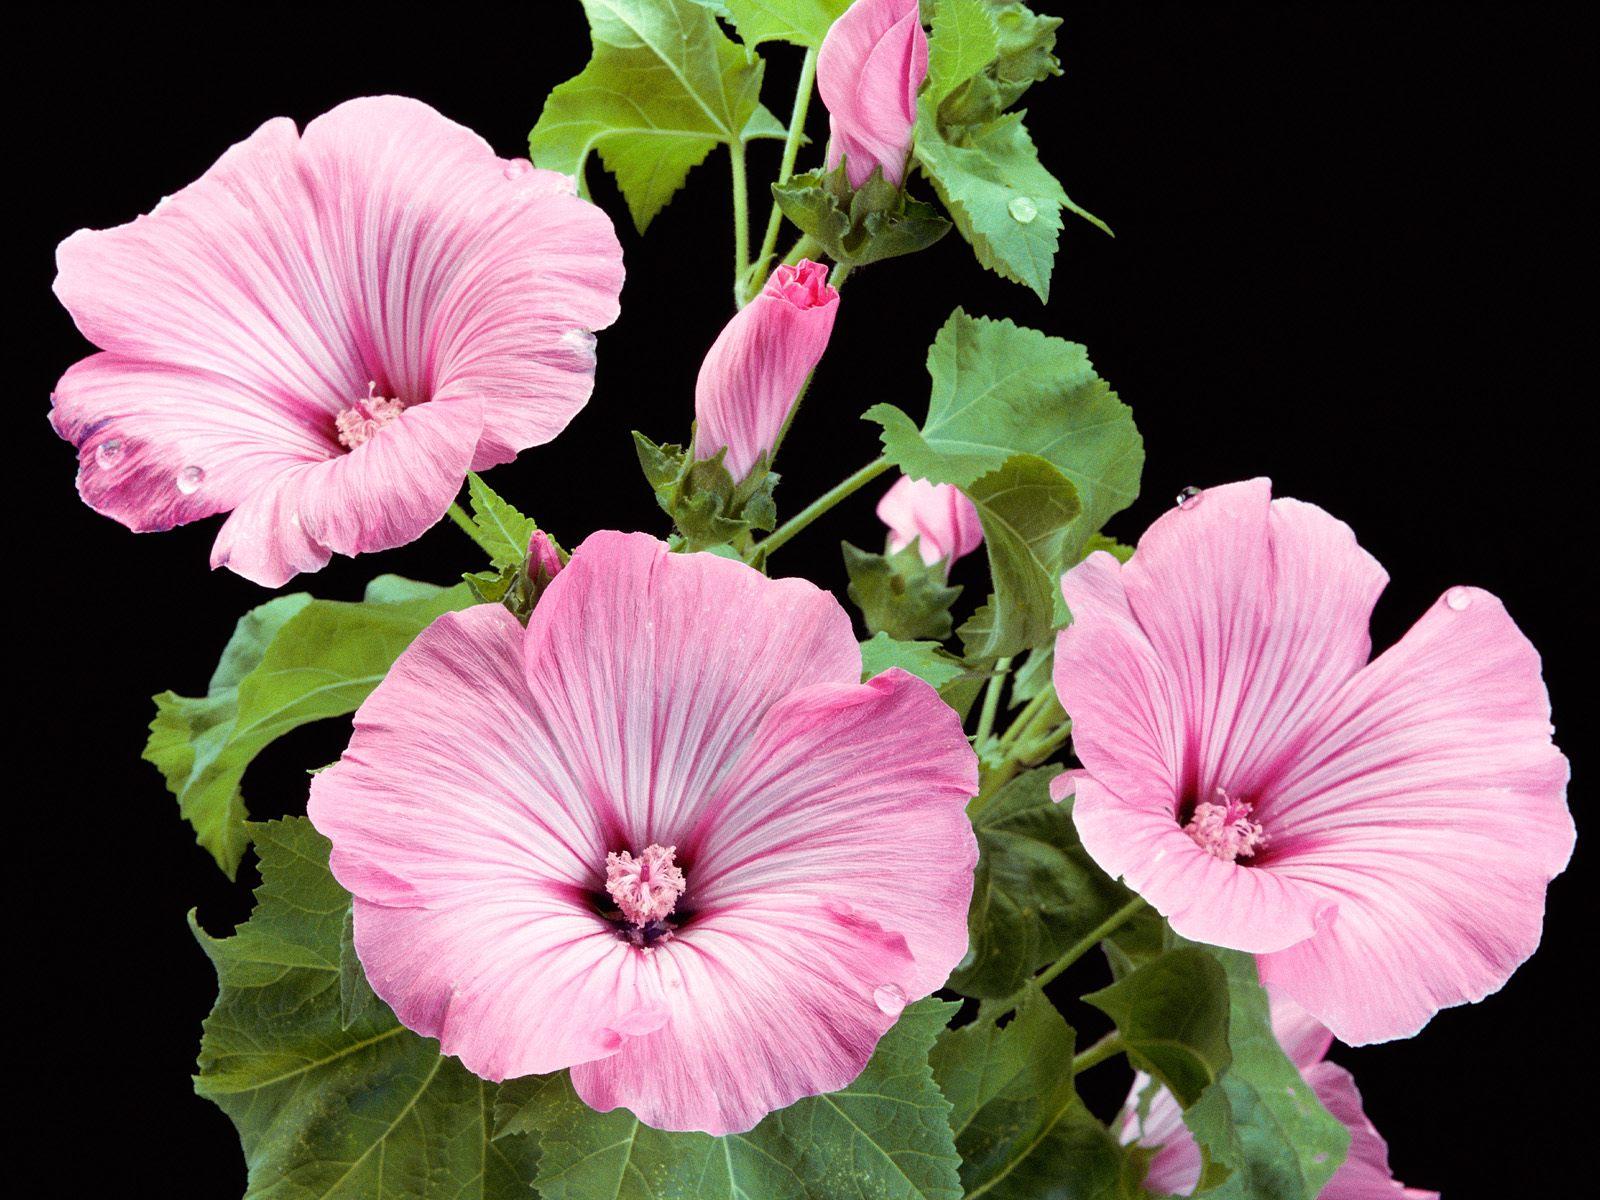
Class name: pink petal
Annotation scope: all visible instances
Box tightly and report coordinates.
[572,895,919,1135]
[683,669,979,998]
[1257,587,1573,1044]
[877,475,984,569]
[1305,1062,1439,1200]
[818,0,927,187]
[518,531,864,846]
[1119,1074,1202,1196]
[1058,545,1335,953]
[1266,988,1336,1072]
[693,260,838,481]
[308,603,648,1076]
[51,96,621,583]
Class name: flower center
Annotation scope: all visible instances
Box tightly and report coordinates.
[1184,789,1267,862]
[605,843,687,946]
[335,382,405,449]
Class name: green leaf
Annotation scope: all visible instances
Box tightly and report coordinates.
[956,453,1080,658]
[915,110,1103,302]
[715,0,850,47]
[772,164,952,266]
[866,312,1142,656]
[951,767,1136,998]
[1007,643,1053,708]
[532,0,784,231]
[146,579,470,877]
[463,472,537,569]
[1180,949,1351,1199]
[1082,947,1232,1108]
[860,630,967,690]
[842,540,963,642]
[930,988,1131,1199]
[938,1,1062,125]
[925,0,1000,107]
[193,818,537,1198]
[867,310,1143,537]
[506,998,963,1200]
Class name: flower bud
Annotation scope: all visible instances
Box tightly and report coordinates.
[528,530,564,594]
[818,0,929,189]
[877,475,983,572]
[693,261,839,481]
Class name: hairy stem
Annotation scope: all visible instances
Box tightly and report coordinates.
[748,47,819,301]
[445,501,476,537]
[758,456,892,558]
[973,657,1014,747]
[730,140,750,301]
[1071,1032,1126,1075]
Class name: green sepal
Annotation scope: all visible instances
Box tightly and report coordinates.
[772,162,952,266]
[633,430,780,553]
[842,539,963,641]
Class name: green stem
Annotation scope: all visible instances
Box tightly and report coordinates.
[1072,1033,1125,1075]
[445,502,476,537]
[758,456,892,559]
[1019,719,1074,765]
[749,47,818,301]
[997,687,1055,752]
[973,657,1013,747]
[829,261,853,288]
[1035,896,1149,991]
[730,141,750,300]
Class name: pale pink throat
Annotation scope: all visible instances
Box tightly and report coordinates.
[1184,789,1267,862]
[605,843,687,945]
[335,382,405,449]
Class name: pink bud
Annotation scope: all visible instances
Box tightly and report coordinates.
[528,530,564,590]
[818,0,929,189]
[693,260,839,481]
[877,475,983,571]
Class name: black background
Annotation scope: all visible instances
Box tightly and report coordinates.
[16,4,1590,1196]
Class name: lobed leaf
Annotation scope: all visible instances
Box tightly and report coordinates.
[505,998,963,1200]
[951,767,1136,998]
[192,818,537,1198]
[146,578,469,877]
[532,0,785,231]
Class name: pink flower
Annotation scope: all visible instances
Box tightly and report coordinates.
[527,529,564,591]
[1054,479,1572,1044]
[693,260,838,481]
[877,475,984,570]
[1119,991,1439,1198]
[307,531,978,1134]
[49,96,624,587]
[818,0,929,188]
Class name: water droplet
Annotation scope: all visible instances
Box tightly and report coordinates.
[1007,195,1038,223]
[1175,485,1203,509]
[177,465,205,494]
[560,327,597,362]
[872,983,907,1016]
[95,438,125,467]
[503,159,533,180]
[1445,586,1473,611]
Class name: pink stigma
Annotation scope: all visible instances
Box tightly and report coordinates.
[335,382,404,449]
[605,844,687,927]
[1185,789,1267,862]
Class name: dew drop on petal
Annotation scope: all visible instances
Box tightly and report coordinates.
[95,438,125,468]
[1008,195,1038,223]
[503,159,533,180]
[873,983,907,1016]
[1445,586,1473,611]
[177,465,205,494]
[1175,485,1203,509]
